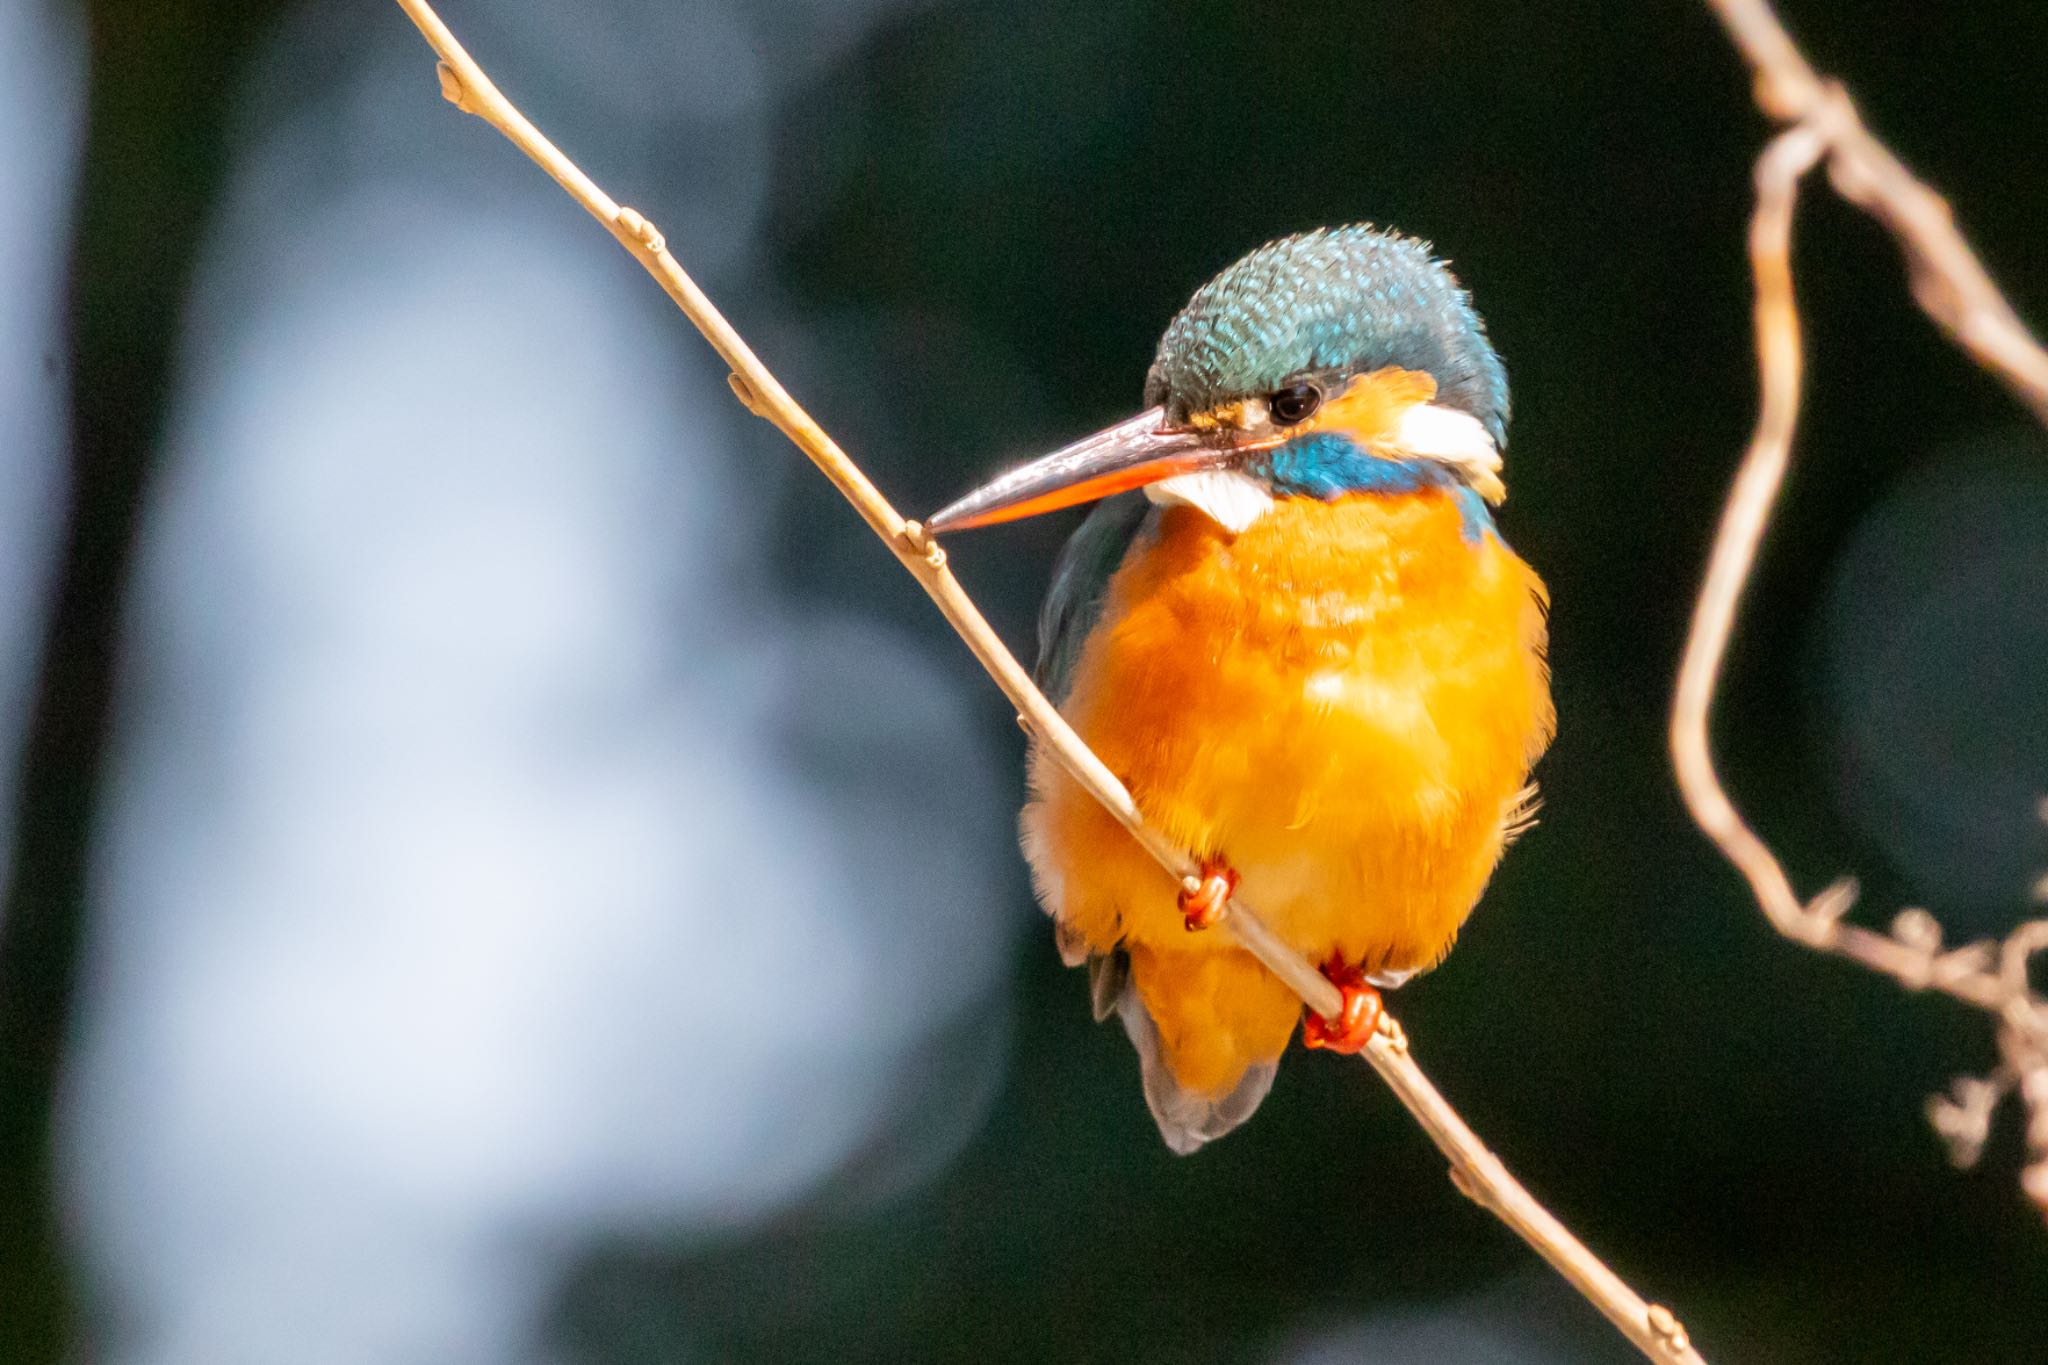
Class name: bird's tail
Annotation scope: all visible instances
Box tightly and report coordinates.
[1089,945,1296,1154]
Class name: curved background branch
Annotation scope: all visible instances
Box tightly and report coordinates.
[1678,0,2048,1219]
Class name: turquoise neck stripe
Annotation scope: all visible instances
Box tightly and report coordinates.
[1253,432,1496,544]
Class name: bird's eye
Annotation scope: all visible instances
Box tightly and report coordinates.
[1267,382,1322,426]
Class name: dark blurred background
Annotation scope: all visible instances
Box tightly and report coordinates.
[4,1,2047,1361]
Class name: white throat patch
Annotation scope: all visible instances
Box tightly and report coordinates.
[1144,468,1275,533]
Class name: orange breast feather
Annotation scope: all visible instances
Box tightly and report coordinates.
[1022,490,1553,1097]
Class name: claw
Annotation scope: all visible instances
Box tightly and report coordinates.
[1177,861,1236,932]
[1301,958,1382,1053]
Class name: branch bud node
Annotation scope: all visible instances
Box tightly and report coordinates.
[726,371,767,417]
[434,60,469,110]
[615,206,666,254]
[1646,1305,1690,1353]
[1891,908,1943,986]
[899,521,947,569]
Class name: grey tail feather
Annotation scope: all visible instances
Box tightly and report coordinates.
[1101,960,1278,1155]
[1086,950,1129,1023]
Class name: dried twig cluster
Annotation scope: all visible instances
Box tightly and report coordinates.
[1679,0,2048,1217]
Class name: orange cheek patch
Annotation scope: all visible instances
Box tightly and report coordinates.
[1305,367,1438,445]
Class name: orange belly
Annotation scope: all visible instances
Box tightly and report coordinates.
[1023,490,1553,1097]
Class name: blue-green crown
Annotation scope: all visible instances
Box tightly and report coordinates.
[1143,225,1509,447]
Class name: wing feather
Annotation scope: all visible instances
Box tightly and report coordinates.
[1034,492,1158,700]
[1040,495,1282,1154]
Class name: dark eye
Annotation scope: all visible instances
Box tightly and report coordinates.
[1267,382,1322,426]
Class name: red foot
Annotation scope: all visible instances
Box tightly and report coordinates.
[1177,861,1237,932]
[1301,959,1382,1053]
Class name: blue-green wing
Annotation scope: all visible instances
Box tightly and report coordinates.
[1035,493,1274,1153]
[1035,492,1157,701]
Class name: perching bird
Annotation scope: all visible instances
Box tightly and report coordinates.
[926,226,1554,1152]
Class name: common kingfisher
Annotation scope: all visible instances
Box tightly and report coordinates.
[927,226,1554,1152]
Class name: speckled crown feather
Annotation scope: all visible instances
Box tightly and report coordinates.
[1143,226,1510,447]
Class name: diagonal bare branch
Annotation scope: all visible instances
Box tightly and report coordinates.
[387,2,1707,1358]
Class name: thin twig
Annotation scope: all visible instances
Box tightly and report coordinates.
[387,2,1705,1358]
[1679,0,2048,1217]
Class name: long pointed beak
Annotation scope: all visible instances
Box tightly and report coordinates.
[925,407,1225,534]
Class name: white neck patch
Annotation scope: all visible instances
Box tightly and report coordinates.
[1144,468,1275,533]
[1386,403,1505,502]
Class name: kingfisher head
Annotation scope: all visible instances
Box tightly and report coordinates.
[926,225,1510,536]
